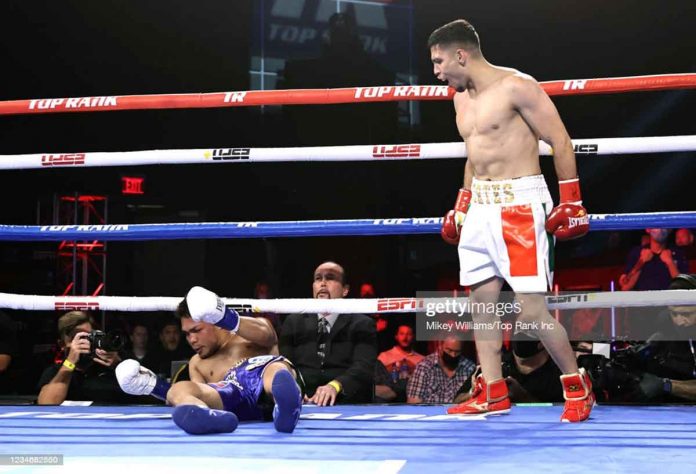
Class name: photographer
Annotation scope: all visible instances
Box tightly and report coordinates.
[454,332,563,404]
[634,274,696,402]
[37,311,130,405]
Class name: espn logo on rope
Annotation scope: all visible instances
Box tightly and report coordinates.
[54,301,100,311]
[41,154,86,167]
[208,148,250,160]
[545,294,589,305]
[573,144,598,155]
[376,298,424,312]
[372,144,421,158]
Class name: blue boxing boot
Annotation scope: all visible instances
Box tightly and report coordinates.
[271,370,302,433]
[172,405,239,435]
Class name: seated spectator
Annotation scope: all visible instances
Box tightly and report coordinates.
[0,311,17,394]
[454,332,563,404]
[150,318,193,380]
[569,308,610,341]
[676,228,694,248]
[37,311,135,405]
[675,228,696,269]
[375,325,425,402]
[633,273,696,402]
[406,336,475,404]
[280,261,377,406]
[254,281,280,332]
[359,282,389,350]
[121,323,158,369]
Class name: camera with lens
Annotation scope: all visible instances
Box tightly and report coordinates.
[78,330,125,366]
[577,340,657,402]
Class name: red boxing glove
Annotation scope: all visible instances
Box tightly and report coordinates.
[441,188,472,245]
[545,178,589,241]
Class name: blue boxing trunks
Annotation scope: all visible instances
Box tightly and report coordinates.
[208,355,296,421]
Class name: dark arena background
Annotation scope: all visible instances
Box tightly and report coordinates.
[0,1,694,472]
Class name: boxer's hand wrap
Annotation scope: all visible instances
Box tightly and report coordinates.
[186,286,240,332]
[441,188,472,245]
[545,178,589,241]
[116,359,170,401]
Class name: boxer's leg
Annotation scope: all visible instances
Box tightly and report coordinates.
[515,294,594,421]
[262,361,302,433]
[469,276,505,382]
[168,381,239,435]
[515,293,578,374]
[447,276,511,415]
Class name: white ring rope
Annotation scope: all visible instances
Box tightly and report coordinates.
[1,136,694,170]
[0,290,693,313]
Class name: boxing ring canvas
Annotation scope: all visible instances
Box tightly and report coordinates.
[1,404,694,473]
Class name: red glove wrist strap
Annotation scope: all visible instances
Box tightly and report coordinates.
[454,188,472,212]
[559,178,582,204]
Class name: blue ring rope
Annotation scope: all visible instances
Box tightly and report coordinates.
[0,212,693,241]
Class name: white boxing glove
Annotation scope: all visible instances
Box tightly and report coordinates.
[186,286,240,332]
[116,359,170,400]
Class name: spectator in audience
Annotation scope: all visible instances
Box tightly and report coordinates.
[375,324,424,402]
[676,228,694,248]
[619,228,688,338]
[407,335,475,404]
[375,325,425,402]
[454,332,563,404]
[0,311,17,394]
[255,281,280,332]
[675,228,696,270]
[37,311,134,405]
[619,228,688,291]
[121,323,158,369]
[359,282,390,351]
[150,318,193,379]
[280,261,377,406]
[633,274,696,402]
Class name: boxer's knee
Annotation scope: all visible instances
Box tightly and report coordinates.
[516,293,548,324]
[262,362,295,394]
[167,381,199,406]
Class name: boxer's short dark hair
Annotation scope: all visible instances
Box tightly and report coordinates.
[428,19,480,52]
[174,300,190,319]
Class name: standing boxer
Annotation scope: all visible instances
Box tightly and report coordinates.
[430,19,594,422]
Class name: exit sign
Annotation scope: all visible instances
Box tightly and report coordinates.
[122,176,144,195]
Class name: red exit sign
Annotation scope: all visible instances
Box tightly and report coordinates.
[122,176,144,195]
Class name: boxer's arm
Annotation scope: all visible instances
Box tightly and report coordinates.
[510,75,577,181]
[671,379,696,401]
[453,93,474,188]
[463,158,473,189]
[236,316,277,351]
[187,356,206,383]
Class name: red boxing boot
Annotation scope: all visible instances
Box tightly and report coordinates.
[447,371,511,416]
[560,368,595,422]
